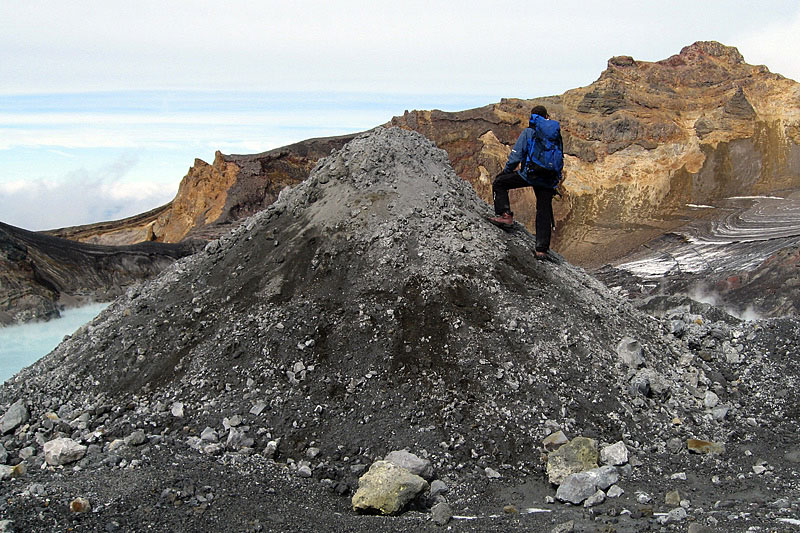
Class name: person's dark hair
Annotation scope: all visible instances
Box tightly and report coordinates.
[530,105,549,119]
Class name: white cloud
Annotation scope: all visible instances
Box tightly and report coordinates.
[0,154,176,231]
[6,1,798,97]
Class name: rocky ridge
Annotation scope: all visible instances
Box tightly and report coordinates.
[0,222,197,325]
[0,129,798,531]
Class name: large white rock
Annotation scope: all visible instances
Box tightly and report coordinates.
[600,441,629,466]
[556,465,619,505]
[43,438,87,466]
[616,337,644,368]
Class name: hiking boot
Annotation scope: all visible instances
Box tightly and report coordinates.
[488,213,514,227]
[535,250,556,262]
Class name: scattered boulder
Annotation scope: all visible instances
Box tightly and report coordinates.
[352,460,429,515]
[124,430,147,447]
[43,438,87,466]
[430,502,452,525]
[384,450,433,480]
[0,465,14,481]
[665,489,681,506]
[543,430,569,451]
[555,465,619,505]
[616,337,645,368]
[69,497,91,513]
[600,441,629,466]
[547,437,598,485]
[659,506,688,524]
[687,438,725,455]
[429,479,449,499]
[200,427,219,443]
[551,520,575,533]
[226,428,254,451]
[485,467,501,479]
[583,489,605,508]
[170,402,184,417]
[0,400,29,434]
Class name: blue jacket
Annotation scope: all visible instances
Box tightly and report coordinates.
[503,115,563,188]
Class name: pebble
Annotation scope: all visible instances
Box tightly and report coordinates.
[431,502,452,525]
[70,497,91,513]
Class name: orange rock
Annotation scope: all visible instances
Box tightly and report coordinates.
[687,438,725,455]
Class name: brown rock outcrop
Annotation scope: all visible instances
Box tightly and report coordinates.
[151,134,358,243]
[389,41,800,266]
[45,203,171,246]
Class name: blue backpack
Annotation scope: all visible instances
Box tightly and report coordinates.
[525,115,563,179]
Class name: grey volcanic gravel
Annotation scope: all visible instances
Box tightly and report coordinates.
[1,128,799,532]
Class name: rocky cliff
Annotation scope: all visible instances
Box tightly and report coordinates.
[390,41,800,266]
[0,222,196,325]
[1,129,798,531]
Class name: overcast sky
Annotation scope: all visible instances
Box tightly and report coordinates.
[2,1,800,230]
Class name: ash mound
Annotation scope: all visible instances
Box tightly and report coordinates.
[2,128,799,531]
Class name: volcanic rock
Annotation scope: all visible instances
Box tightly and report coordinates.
[351,460,429,515]
[547,437,599,485]
[599,441,629,466]
[686,438,725,455]
[430,502,452,525]
[555,465,619,505]
[384,450,433,480]
[43,437,87,466]
[616,337,644,368]
[542,430,569,451]
[0,399,29,434]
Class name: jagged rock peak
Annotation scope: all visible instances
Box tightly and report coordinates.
[678,40,745,63]
[607,42,745,72]
[599,40,762,82]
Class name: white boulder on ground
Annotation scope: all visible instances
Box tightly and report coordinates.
[43,438,87,466]
[600,441,629,466]
[556,465,620,505]
[616,337,645,368]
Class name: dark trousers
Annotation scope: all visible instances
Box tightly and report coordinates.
[492,171,555,252]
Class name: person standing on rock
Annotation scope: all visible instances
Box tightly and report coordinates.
[489,105,564,260]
